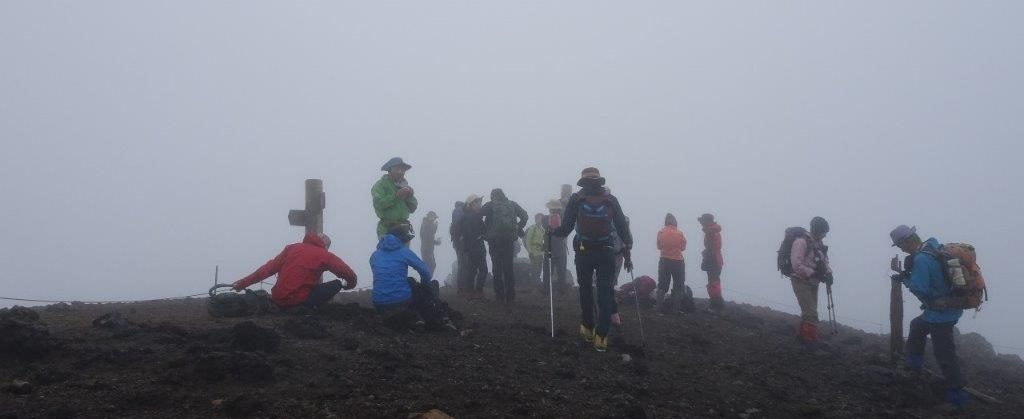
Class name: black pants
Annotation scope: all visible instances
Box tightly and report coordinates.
[303,280,343,308]
[907,316,966,389]
[657,258,686,295]
[575,246,616,337]
[488,240,516,302]
[460,247,488,292]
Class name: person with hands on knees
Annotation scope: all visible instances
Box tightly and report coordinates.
[232,232,357,311]
[552,167,634,352]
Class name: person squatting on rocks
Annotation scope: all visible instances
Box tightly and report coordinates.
[419,211,441,275]
[785,216,834,346]
[552,167,633,352]
[480,188,529,304]
[889,225,969,407]
[456,194,489,300]
[371,225,452,329]
[542,199,570,295]
[524,213,547,284]
[656,213,695,313]
[699,213,726,313]
[232,232,357,310]
[372,157,418,239]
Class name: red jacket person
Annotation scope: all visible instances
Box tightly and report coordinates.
[232,232,358,309]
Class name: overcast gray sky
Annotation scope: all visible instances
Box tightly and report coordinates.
[2,2,1021,353]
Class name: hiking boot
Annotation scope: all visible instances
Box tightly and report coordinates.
[579,325,595,343]
[594,334,608,352]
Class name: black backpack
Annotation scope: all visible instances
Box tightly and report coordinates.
[486,200,520,241]
[208,285,278,318]
[777,227,811,277]
[575,195,617,243]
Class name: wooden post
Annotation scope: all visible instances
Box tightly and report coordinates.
[288,179,326,285]
[288,179,325,235]
[890,277,904,364]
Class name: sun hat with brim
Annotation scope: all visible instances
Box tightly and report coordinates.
[889,225,917,247]
[545,199,564,210]
[381,157,412,171]
[465,194,483,205]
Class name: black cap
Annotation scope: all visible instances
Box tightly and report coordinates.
[810,216,830,235]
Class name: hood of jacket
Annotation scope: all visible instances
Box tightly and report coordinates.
[302,232,327,249]
[377,234,405,251]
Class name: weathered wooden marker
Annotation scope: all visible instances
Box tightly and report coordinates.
[288,179,325,235]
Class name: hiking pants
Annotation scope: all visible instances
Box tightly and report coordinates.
[706,268,723,300]
[453,248,466,290]
[790,277,819,324]
[657,258,686,296]
[488,240,516,302]
[304,280,343,308]
[543,252,569,290]
[907,316,966,389]
[529,254,543,283]
[421,245,437,277]
[575,246,617,337]
[461,247,488,293]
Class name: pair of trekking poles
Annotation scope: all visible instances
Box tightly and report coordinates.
[544,234,647,348]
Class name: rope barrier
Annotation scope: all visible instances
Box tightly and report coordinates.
[0,293,207,305]
[722,286,885,329]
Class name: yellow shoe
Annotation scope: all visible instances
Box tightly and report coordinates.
[579,325,595,343]
[594,334,608,352]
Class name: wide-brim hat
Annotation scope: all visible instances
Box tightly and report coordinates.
[381,157,412,171]
[465,194,483,205]
[545,199,563,210]
[890,225,917,247]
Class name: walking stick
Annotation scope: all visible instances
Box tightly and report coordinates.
[826,284,838,335]
[547,234,555,339]
[629,270,647,348]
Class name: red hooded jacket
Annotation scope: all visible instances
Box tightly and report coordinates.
[233,232,357,308]
[702,223,724,268]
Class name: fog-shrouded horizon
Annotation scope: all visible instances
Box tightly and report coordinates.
[2,2,1021,354]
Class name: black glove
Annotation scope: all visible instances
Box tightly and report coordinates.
[823,272,834,287]
[622,248,634,273]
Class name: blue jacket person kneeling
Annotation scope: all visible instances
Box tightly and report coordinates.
[371,225,456,330]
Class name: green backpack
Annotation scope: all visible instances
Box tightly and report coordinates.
[486,200,519,241]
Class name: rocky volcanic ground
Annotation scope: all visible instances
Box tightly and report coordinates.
[1,281,1022,419]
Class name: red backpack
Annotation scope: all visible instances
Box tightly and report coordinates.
[921,243,988,310]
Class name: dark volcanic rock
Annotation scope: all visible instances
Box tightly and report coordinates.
[282,316,328,339]
[230,321,281,353]
[193,351,273,382]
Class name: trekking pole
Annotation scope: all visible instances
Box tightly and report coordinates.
[629,270,647,348]
[546,233,555,338]
[826,284,838,335]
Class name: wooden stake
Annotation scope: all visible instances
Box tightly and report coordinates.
[890,277,904,363]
